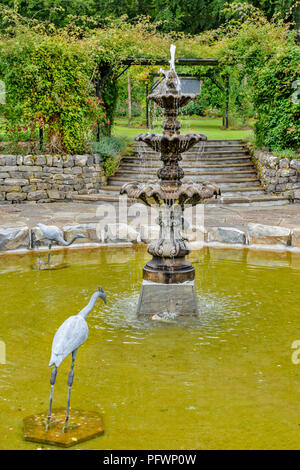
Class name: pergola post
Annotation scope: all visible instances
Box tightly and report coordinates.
[96,65,101,142]
[146,82,149,129]
[225,73,230,129]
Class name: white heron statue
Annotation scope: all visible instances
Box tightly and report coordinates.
[47,287,107,429]
[33,223,86,265]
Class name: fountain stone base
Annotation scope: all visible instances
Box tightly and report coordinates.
[136,280,199,317]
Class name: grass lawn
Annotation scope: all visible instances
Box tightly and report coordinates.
[112,118,254,142]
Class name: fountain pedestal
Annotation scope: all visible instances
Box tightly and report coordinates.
[137,206,199,316]
[137,280,199,317]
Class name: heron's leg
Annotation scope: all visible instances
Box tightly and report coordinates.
[64,349,77,430]
[47,242,52,265]
[47,366,58,429]
[35,239,44,265]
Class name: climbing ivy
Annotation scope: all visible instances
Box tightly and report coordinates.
[0,12,173,153]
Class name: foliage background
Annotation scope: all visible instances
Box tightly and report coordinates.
[0,2,299,154]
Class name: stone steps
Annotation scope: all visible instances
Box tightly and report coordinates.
[131,140,246,148]
[121,162,254,169]
[73,193,289,206]
[73,139,291,206]
[108,176,261,188]
[75,185,267,200]
[131,151,249,158]
[114,169,257,177]
[94,184,265,193]
[122,156,253,164]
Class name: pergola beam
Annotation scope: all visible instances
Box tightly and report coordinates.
[122,57,219,66]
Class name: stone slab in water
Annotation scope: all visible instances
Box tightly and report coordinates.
[32,263,70,271]
[137,280,199,316]
[23,409,104,447]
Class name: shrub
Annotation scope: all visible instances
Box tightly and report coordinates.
[0,30,106,153]
[273,148,300,159]
[253,46,300,151]
[93,136,127,176]
[217,5,300,150]
[181,99,205,117]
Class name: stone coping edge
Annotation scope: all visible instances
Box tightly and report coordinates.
[0,222,300,255]
[1,239,300,258]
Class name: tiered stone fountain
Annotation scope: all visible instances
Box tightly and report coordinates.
[121,46,220,316]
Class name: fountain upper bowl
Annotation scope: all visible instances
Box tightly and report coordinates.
[149,92,198,110]
[135,132,207,154]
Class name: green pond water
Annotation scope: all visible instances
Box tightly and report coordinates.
[1,245,300,450]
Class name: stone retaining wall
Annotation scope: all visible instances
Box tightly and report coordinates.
[250,147,300,199]
[1,222,300,252]
[0,154,103,203]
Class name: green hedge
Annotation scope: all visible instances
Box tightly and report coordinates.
[253,46,300,150]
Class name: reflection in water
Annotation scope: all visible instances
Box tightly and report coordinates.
[0,246,300,450]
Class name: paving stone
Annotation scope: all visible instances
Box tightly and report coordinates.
[207,226,246,244]
[139,224,160,243]
[0,226,29,250]
[74,155,88,167]
[63,223,98,243]
[27,191,48,201]
[47,190,65,200]
[5,155,17,165]
[247,223,291,245]
[35,155,46,165]
[99,223,141,243]
[279,159,290,169]
[186,224,207,242]
[62,156,74,168]
[23,155,35,165]
[290,160,300,170]
[6,192,27,201]
[294,189,300,201]
[4,178,28,186]
[291,228,300,247]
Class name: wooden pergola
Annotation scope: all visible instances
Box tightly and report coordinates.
[38,57,227,149]
[94,57,229,140]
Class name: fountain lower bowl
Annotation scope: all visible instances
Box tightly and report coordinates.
[120,180,220,207]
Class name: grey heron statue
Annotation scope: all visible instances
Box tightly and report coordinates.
[47,287,107,429]
[33,223,86,265]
